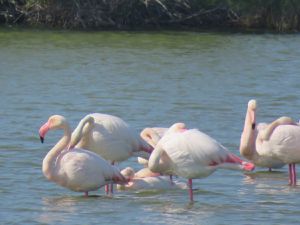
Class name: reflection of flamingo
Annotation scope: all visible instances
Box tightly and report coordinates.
[148,123,255,202]
[39,115,126,196]
[240,99,300,185]
[69,113,153,193]
[117,167,187,191]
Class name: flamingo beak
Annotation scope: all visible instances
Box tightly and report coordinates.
[39,121,50,144]
[249,110,256,130]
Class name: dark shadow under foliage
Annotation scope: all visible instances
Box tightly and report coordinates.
[1,0,300,32]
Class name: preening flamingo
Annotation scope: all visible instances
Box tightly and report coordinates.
[69,113,153,193]
[240,99,300,185]
[140,127,168,148]
[70,113,152,162]
[38,115,126,196]
[148,123,255,202]
[117,167,187,191]
[135,157,161,178]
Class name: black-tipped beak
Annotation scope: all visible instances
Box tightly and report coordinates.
[40,136,44,143]
[252,123,256,130]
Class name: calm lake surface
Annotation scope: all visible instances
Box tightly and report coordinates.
[1,28,300,225]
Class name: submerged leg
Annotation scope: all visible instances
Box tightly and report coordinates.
[289,164,292,185]
[109,161,115,194]
[84,191,89,197]
[105,185,109,194]
[289,164,297,186]
[291,163,297,186]
[188,179,193,202]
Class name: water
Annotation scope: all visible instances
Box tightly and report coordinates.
[1,27,300,224]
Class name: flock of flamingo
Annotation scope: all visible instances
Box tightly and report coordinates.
[38,99,300,202]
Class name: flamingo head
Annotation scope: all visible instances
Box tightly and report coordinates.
[166,122,187,135]
[120,167,135,180]
[248,99,257,110]
[39,115,67,143]
[247,100,257,130]
[137,157,149,167]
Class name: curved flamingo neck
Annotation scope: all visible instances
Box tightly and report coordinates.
[70,115,94,149]
[148,145,171,174]
[140,128,162,149]
[240,108,258,161]
[43,123,71,181]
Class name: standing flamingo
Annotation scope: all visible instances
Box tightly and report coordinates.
[148,123,255,202]
[69,113,152,193]
[240,99,300,185]
[38,115,127,196]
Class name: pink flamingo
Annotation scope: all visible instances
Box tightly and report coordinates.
[240,99,300,185]
[69,113,153,193]
[117,167,187,191]
[39,115,127,196]
[148,123,255,202]
[140,127,168,148]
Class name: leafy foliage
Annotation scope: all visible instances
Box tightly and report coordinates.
[0,0,299,31]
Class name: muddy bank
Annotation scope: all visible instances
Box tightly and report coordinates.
[1,0,300,32]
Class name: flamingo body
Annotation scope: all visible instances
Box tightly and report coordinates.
[148,123,255,201]
[39,115,126,195]
[71,113,151,163]
[240,99,300,185]
[150,127,254,179]
[117,167,187,191]
[258,125,300,164]
[240,100,299,169]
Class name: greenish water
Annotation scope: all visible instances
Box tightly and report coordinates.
[1,28,300,224]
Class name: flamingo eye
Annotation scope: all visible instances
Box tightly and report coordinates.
[252,123,256,130]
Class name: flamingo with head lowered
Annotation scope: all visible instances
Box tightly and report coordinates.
[140,127,168,148]
[39,115,127,196]
[117,167,187,191]
[148,123,255,202]
[69,113,152,193]
[240,99,300,185]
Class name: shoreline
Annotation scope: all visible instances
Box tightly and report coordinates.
[1,0,300,33]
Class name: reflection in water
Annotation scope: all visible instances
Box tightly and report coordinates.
[243,170,287,184]
[38,196,83,224]
[241,171,300,197]
[37,195,108,224]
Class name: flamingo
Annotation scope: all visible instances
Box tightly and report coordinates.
[140,127,168,148]
[69,113,153,193]
[240,99,300,185]
[70,113,152,161]
[148,123,255,202]
[135,157,161,178]
[38,115,127,196]
[117,167,187,191]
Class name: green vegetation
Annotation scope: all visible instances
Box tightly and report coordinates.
[1,0,299,32]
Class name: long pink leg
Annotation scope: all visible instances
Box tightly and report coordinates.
[291,163,297,186]
[188,179,193,202]
[289,164,292,185]
[289,164,297,186]
[105,185,109,194]
[105,161,115,195]
[111,161,115,194]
